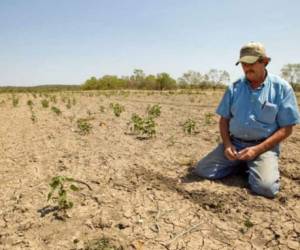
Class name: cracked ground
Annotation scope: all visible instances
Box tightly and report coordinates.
[0,90,299,250]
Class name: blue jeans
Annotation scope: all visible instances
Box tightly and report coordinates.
[195,138,280,198]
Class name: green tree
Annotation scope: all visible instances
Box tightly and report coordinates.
[82,76,98,90]
[156,73,177,90]
[98,75,126,89]
[143,75,157,89]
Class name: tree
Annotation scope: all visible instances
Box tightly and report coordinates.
[143,75,157,89]
[177,70,205,88]
[206,69,230,85]
[156,73,177,90]
[131,69,145,82]
[98,75,125,89]
[281,64,300,86]
[81,76,98,90]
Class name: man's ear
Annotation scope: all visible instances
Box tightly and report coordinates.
[263,57,271,66]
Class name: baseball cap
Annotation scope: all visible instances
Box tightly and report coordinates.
[236,42,269,65]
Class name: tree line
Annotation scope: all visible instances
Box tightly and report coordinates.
[81,69,230,91]
[82,64,300,91]
[0,64,299,93]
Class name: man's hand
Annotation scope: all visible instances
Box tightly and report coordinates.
[224,144,239,161]
[237,146,259,161]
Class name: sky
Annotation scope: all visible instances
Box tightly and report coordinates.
[0,0,299,86]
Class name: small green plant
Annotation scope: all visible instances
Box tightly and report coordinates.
[110,103,125,117]
[129,113,156,138]
[47,176,80,218]
[244,218,254,228]
[12,95,19,107]
[77,118,92,135]
[183,118,197,134]
[204,112,214,125]
[83,237,117,250]
[99,105,105,113]
[51,106,62,115]
[41,99,49,108]
[31,111,37,123]
[240,218,254,234]
[147,104,161,118]
[66,99,72,109]
[27,100,37,123]
[27,100,33,106]
[50,95,57,103]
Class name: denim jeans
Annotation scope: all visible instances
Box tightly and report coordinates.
[195,138,280,198]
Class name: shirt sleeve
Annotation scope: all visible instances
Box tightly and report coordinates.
[277,87,300,127]
[216,87,232,119]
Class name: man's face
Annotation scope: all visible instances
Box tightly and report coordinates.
[241,60,266,83]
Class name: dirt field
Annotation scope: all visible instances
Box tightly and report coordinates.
[0,90,299,250]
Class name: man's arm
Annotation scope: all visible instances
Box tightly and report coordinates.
[238,125,293,161]
[219,116,239,160]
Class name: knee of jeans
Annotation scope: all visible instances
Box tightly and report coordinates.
[194,161,227,179]
[194,160,218,179]
[194,161,209,178]
[249,178,279,198]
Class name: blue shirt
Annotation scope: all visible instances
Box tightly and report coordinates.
[216,73,300,140]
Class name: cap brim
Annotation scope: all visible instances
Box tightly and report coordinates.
[235,55,260,66]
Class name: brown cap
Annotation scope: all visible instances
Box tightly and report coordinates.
[236,42,269,65]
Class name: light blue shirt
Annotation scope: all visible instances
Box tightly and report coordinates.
[216,73,300,140]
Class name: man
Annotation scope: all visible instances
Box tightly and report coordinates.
[195,42,300,198]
